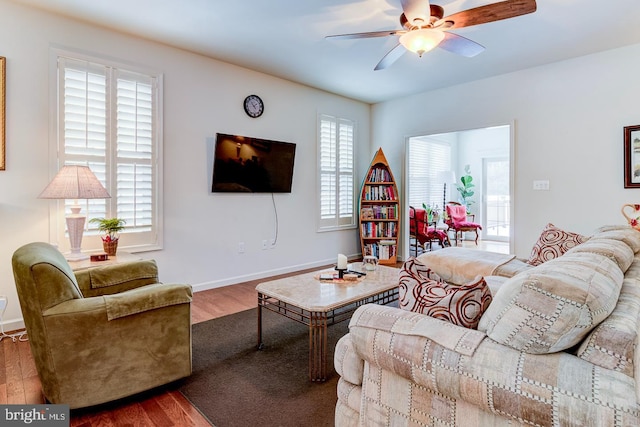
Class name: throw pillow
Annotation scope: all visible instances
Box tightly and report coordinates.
[479,252,623,354]
[527,223,588,266]
[399,258,492,329]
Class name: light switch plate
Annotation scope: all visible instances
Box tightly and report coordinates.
[533,180,550,191]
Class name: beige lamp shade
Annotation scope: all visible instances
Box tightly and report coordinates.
[39,165,111,200]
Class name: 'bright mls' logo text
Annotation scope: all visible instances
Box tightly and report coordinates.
[1,405,69,426]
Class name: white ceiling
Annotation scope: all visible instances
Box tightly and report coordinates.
[12,0,640,103]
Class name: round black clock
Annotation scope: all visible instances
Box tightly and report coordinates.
[243,94,264,118]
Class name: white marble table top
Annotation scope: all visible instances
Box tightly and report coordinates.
[256,263,400,312]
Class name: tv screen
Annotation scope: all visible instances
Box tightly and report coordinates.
[212,133,296,193]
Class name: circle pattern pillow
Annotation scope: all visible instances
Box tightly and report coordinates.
[399,258,492,329]
[527,223,588,266]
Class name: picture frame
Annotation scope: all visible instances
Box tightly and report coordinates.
[624,125,640,188]
[0,56,5,171]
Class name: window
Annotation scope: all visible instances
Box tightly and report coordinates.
[51,51,163,251]
[318,114,356,230]
[408,139,451,211]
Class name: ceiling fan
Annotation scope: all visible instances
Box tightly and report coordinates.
[326,0,537,70]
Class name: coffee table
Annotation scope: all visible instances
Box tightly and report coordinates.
[256,264,399,382]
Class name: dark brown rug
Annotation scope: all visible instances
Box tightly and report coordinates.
[177,308,349,427]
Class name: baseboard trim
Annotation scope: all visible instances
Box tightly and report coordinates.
[191,255,360,293]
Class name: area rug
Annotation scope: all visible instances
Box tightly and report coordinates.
[177,308,349,427]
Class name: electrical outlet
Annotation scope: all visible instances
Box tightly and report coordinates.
[262,240,268,250]
[270,238,276,249]
[0,296,7,312]
[238,242,245,254]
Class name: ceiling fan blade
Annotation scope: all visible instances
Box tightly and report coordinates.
[374,44,407,71]
[441,0,536,30]
[438,32,485,57]
[400,0,431,27]
[326,29,404,40]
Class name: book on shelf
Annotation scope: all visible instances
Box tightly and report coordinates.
[362,185,397,201]
[363,240,397,260]
[361,207,374,219]
[360,222,397,238]
[368,167,391,183]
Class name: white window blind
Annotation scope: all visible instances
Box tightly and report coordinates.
[54,54,162,251]
[318,114,355,230]
[408,139,451,211]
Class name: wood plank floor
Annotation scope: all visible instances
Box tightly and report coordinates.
[0,241,504,426]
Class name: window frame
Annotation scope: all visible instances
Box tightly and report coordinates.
[48,47,164,253]
[317,113,357,232]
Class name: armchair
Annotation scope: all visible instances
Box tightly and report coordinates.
[409,206,449,256]
[11,242,193,409]
[445,201,482,245]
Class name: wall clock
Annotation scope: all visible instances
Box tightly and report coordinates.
[243,94,264,118]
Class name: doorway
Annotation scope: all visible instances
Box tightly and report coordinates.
[405,124,513,254]
[483,157,510,242]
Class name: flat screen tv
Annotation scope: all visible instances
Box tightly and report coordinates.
[212,133,296,193]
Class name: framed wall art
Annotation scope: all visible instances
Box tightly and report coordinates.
[0,56,4,171]
[624,125,640,188]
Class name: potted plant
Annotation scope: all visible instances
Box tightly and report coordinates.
[89,217,126,256]
[422,203,440,224]
[456,164,475,212]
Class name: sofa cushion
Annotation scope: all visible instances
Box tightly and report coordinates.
[564,238,634,272]
[399,258,492,329]
[575,258,640,377]
[479,252,623,354]
[591,227,640,254]
[527,223,588,266]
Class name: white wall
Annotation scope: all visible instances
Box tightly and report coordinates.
[0,0,371,328]
[373,43,640,258]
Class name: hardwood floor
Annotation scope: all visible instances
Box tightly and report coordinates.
[0,242,506,426]
[0,265,331,426]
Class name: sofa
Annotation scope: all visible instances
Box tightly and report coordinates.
[12,242,193,409]
[334,226,640,426]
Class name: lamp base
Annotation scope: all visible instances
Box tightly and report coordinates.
[65,213,88,262]
[65,251,89,262]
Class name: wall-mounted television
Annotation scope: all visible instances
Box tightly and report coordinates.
[212,133,296,193]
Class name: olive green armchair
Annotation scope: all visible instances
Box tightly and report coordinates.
[11,242,193,409]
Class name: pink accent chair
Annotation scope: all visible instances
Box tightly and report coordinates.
[445,202,482,246]
[409,206,450,256]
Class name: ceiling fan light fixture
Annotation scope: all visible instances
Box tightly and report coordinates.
[399,28,445,57]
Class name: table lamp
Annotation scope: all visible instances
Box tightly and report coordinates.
[39,165,111,261]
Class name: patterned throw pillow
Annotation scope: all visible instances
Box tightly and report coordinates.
[527,223,588,266]
[399,258,492,329]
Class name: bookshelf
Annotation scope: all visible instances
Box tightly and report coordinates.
[359,148,399,265]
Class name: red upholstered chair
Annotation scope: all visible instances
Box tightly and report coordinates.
[409,206,450,256]
[445,201,482,246]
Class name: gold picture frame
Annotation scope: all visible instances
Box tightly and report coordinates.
[0,56,5,171]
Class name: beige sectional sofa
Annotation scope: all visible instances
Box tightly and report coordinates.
[335,227,640,426]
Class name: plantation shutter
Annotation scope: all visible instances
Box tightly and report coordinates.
[56,53,161,251]
[318,114,355,230]
[115,71,154,232]
[408,139,451,211]
[59,57,109,221]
